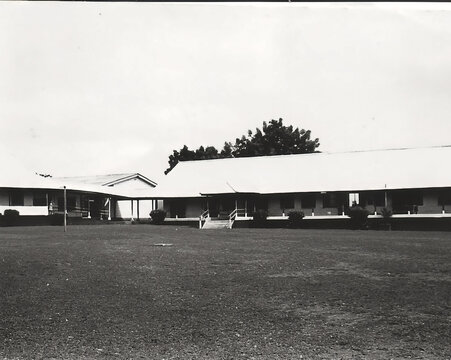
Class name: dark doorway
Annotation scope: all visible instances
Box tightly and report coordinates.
[169,199,186,218]
[220,197,235,212]
[89,198,102,219]
[208,198,220,217]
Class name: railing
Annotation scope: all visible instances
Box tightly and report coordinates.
[50,206,111,219]
[236,208,247,218]
[199,210,210,229]
[228,208,246,228]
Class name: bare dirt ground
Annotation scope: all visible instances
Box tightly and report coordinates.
[0,225,450,359]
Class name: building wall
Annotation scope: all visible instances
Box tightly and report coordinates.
[267,196,282,216]
[0,205,48,216]
[108,178,154,191]
[312,194,338,216]
[147,189,451,219]
[418,190,441,214]
[163,198,204,218]
[106,176,158,220]
[186,199,205,218]
[0,191,8,206]
[115,199,160,220]
[24,192,33,206]
[0,190,48,215]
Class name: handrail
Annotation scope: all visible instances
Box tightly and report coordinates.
[233,208,247,218]
[200,209,210,220]
[199,210,210,229]
[228,208,241,228]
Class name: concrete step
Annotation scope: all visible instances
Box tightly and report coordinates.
[202,219,232,229]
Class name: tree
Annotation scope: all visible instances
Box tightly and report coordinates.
[164,118,320,174]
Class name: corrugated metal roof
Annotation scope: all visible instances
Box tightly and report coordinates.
[52,173,136,186]
[52,173,157,187]
[0,171,136,198]
[151,146,451,198]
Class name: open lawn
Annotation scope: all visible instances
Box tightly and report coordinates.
[0,225,450,359]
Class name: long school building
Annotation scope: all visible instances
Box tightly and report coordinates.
[151,146,451,225]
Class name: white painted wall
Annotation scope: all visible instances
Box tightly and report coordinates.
[108,178,153,191]
[115,199,164,220]
[107,176,159,220]
[0,206,48,216]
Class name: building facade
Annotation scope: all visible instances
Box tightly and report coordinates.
[151,146,451,224]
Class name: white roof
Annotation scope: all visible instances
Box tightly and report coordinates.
[52,173,157,187]
[151,146,451,198]
[0,170,135,198]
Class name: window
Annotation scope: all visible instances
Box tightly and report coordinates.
[301,194,316,209]
[33,192,47,206]
[349,193,360,207]
[9,191,24,206]
[280,196,294,210]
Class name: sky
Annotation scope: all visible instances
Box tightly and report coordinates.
[1,2,451,183]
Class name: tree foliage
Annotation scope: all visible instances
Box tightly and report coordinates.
[164,118,320,174]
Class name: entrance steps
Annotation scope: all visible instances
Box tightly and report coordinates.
[202,218,233,229]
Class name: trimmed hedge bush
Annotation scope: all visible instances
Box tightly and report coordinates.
[3,209,20,226]
[381,207,393,219]
[347,206,370,230]
[288,210,305,228]
[150,209,167,225]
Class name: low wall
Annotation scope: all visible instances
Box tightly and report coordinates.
[0,206,48,216]
[234,217,451,231]
[0,215,129,227]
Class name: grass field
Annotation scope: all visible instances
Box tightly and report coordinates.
[0,225,450,359]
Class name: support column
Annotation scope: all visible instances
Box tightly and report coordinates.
[87,200,92,219]
[137,199,140,220]
[130,200,134,221]
[63,186,67,232]
[244,199,247,217]
[108,197,111,221]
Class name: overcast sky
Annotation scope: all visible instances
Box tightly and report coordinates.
[2,2,451,183]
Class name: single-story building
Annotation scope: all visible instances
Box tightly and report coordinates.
[149,146,451,228]
[52,173,161,220]
[0,171,159,221]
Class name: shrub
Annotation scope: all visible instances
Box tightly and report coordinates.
[381,207,393,219]
[150,209,167,225]
[252,209,268,227]
[288,210,305,228]
[347,206,369,230]
[3,209,20,226]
